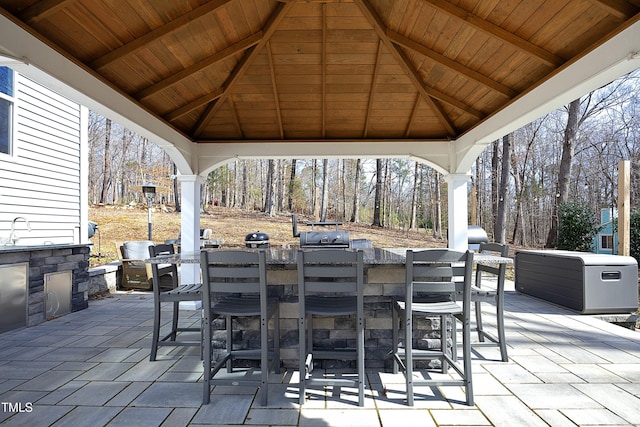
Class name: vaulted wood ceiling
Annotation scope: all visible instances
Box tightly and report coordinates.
[1,0,639,146]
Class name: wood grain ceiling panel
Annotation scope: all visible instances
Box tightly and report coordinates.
[0,0,637,144]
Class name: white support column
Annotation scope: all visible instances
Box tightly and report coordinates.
[178,175,202,286]
[446,173,470,251]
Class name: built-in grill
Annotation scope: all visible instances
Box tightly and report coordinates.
[245,231,270,248]
[292,214,350,248]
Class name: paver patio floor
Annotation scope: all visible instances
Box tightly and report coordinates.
[1,280,639,426]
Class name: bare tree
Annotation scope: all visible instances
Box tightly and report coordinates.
[319,159,329,221]
[372,159,383,227]
[351,159,361,223]
[546,98,580,247]
[432,171,442,239]
[491,139,499,234]
[288,159,297,211]
[263,160,276,216]
[409,161,419,229]
[99,118,112,204]
[495,133,511,243]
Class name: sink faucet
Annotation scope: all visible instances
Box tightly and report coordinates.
[9,217,31,244]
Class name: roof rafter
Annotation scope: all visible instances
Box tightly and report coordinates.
[135,32,263,101]
[587,0,639,19]
[266,40,284,139]
[164,88,223,122]
[90,0,234,71]
[228,97,244,138]
[420,0,564,67]
[363,40,384,138]
[357,0,480,136]
[404,93,422,138]
[387,30,517,98]
[191,2,294,138]
[20,0,74,24]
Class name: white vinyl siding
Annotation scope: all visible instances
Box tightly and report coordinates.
[0,74,85,245]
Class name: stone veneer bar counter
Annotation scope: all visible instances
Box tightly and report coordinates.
[0,244,90,331]
[151,248,511,369]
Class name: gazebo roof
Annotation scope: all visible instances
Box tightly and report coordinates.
[1,0,639,174]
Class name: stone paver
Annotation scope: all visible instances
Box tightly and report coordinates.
[0,286,638,426]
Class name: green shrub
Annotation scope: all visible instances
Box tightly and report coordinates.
[630,208,640,263]
[557,201,601,252]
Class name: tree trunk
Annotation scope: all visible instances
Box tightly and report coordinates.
[473,157,481,226]
[277,159,284,212]
[372,159,383,227]
[288,159,297,211]
[263,160,276,216]
[99,118,112,205]
[432,171,442,239]
[510,146,525,245]
[173,163,181,212]
[312,160,320,218]
[546,98,580,247]
[383,160,391,228]
[320,159,329,221]
[409,161,418,229]
[495,133,511,243]
[241,161,247,209]
[341,160,346,220]
[115,129,132,205]
[351,159,361,223]
[220,165,228,207]
[491,139,499,235]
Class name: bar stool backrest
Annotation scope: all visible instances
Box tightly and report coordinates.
[297,249,363,296]
[201,250,266,295]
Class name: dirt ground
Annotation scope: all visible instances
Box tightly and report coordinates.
[89,204,446,267]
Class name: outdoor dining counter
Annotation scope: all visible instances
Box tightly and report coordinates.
[148,247,512,369]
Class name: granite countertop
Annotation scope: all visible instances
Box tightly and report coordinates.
[0,243,90,253]
[147,247,512,265]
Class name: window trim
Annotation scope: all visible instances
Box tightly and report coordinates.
[0,66,16,157]
[600,234,614,251]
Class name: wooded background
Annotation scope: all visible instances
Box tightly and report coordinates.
[88,70,640,248]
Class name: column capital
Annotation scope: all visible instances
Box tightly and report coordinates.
[176,174,204,185]
[444,172,471,184]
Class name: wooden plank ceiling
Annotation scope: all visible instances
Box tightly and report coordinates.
[1,0,639,143]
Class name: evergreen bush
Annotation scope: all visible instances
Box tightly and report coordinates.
[557,201,601,251]
[629,208,640,263]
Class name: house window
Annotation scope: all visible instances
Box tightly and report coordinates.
[600,234,614,250]
[0,66,15,155]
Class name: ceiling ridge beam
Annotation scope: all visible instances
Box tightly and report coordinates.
[191,2,294,138]
[387,30,517,98]
[356,0,469,136]
[90,0,234,71]
[420,0,564,67]
[363,40,384,138]
[266,40,284,139]
[135,32,263,101]
[20,0,74,24]
[587,0,638,20]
